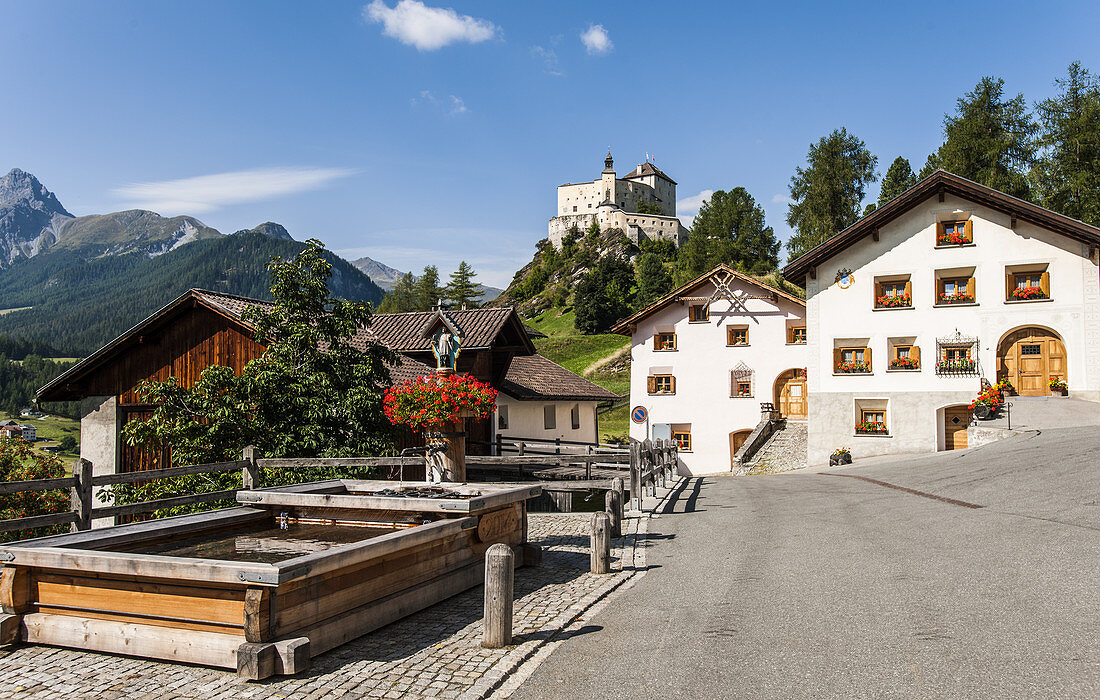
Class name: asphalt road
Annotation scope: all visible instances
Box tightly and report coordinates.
[511,426,1100,699]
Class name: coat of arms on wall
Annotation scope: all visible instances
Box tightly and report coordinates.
[835,268,855,289]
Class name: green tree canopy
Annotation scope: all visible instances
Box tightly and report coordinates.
[377,272,417,313]
[878,156,918,205]
[920,76,1037,200]
[1034,62,1100,225]
[123,239,399,465]
[574,256,635,334]
[676,188,778,283]
[414,265,444,311]
[444,261,481,309]
[634,253,673,307]
[786,128,878,259]
[634,200,663,215]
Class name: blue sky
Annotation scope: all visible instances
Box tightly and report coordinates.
[2,0,1098,286]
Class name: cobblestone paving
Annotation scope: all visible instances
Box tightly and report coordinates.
[0,513,642,700]
[744,420,808,475]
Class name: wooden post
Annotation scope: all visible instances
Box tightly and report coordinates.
[441,420,467,482]
[585,444,592,479]
[70,459,92,532]
[495,433,503,457]
[241,446,259,490]
[555,437,561,455]
[237,642,277,681]
[605,488,622,539]
[482,543,514,648]
[590,512,611,574]
[612,477,625,527]
[516,442,525,479]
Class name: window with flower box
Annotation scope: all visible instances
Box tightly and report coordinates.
[834,346,872,374]
[726,325,749,346]
[935,269,976,306]
[1005,266,1050,302]
[935,331,979,375]
[788,326,807,344]
[854,398,889,435]
[647,374,676,395]
[888,340,920,370]
[731,363,754,397]
[873,275,912,309]
[653,332,677,351]
[936,219,973,246]
[671,430,692,452]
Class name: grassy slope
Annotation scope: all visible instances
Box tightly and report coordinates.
[527,308,631,443]
[0,412,80,460]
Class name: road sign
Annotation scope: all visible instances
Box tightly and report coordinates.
[631,406,648,424]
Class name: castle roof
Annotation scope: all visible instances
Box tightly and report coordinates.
[622,162,677,185]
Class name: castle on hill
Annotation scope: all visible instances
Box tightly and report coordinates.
[548,152,688,249]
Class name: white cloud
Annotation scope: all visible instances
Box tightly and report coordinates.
[364,0,496,51]
[676,189,713,229]
[411,90,469,115]
[580,24,612,55]
[531,46,562,75]
[113,167,357,215]
[771,193,794,205]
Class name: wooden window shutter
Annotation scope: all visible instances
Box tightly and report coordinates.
[671,334,677,350]
[967,275,975,297]
[1006,272,1013,300]
[669,376,676,394]
[833,348,841,369]
[1040,270,1050,296]
[963,218,973,241]
[653,334,660,350]
[911,345,921,364]
[647,376,656,394]
[865,347,872,371]
[904,279,912,300]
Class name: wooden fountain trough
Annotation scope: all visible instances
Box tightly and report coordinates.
[0,480,541,679]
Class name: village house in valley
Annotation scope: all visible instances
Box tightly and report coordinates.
[783,170,1100,464]
[612,264,807,475]
[36,290,617,483]
[548,152,688,249]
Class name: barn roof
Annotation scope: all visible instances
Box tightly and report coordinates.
[498,354,620,402]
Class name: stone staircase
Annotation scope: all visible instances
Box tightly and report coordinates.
[742,420,808,475]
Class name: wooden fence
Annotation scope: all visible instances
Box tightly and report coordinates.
[1,440,677,536]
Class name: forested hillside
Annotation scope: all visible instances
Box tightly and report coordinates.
[0,231,383,354]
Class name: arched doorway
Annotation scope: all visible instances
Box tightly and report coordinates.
[774,369,807,418]
[997,327,1067,396]
[942,405,971,451]
[729,429,753,469]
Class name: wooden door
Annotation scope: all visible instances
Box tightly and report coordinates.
[729,429,752,468]
[999,328,1067,396]
[943,406,970,450]
[777,371,807,418]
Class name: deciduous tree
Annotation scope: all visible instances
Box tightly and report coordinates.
[786,128,878,259]
[574,256,635,334]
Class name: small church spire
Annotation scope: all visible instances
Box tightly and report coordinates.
[603,150,614,173]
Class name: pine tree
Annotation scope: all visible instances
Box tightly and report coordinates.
[378,272,417,313]
[635,253,673,307]
[414,266,444,311]
[675,188,778,283]
[878,157,918,206]
[786,128,878,259]
[444,261,481,309]
[1034,62,1100,225]
[574,256,635,334]
[920,76,1036,199]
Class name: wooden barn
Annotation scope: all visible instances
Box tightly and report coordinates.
[37,289,617,487]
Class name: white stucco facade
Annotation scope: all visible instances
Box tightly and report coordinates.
[548,153,687,248]
[493,397,599,447]
[619,270,807,476]
[803,191,1100,466]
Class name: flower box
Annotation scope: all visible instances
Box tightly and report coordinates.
[875,293,912,309]
[855,421,888,435]
[384,373,498,429]
[835,362,871,374]
[936,360,976,375]
[937,293,974,305]
[936,232,971,246]
[1010,286,1047,301]
[888,358,920,370]
[1048,376,1068,395]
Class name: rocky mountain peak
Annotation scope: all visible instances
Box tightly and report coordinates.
[0,168,72,217]
[238,221,293,240]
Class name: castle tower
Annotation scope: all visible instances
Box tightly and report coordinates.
[600,151,616,206]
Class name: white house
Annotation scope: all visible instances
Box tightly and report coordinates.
[783,170,1100,465]
[612,265,808,475]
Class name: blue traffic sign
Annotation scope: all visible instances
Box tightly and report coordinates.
[631,405,648,424]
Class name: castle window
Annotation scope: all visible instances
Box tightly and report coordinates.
[573,206,577,212]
